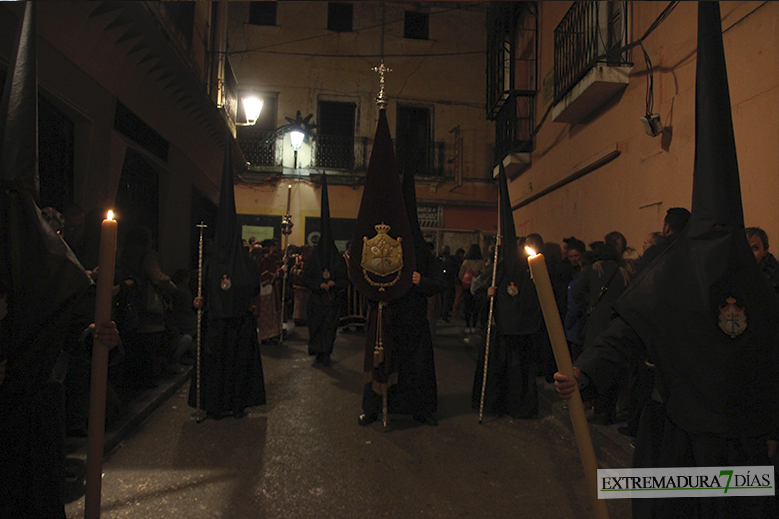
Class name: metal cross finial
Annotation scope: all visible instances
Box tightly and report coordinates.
[372,60,392,109]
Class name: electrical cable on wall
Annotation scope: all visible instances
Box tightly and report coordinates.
[519,1,679,154]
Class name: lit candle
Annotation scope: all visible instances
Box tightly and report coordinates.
[525,246,610,519]
[85,210,118,519]
[285,184,292,215]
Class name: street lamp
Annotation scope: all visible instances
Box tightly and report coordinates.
[290,129,304,168]
[237,95,263,126]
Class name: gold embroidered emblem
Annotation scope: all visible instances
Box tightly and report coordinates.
[361,222,403,291]
[718,296,747,338]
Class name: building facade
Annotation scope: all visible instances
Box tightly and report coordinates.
[0,1,240,273]
[497,1,779,251]
[227,1,498,253]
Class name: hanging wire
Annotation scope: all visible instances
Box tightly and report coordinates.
[640,42,654,116]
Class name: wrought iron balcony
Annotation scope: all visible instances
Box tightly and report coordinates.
[238,130,446,178]
[494,92,534,161]
[553,1,631,123]
[237,129,277,168]
[312,134,365,170]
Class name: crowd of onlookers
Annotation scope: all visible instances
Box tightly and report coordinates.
[437,207,779,437]
[35,205,322,439]
[35,205,203,437]
[23,203,779,442]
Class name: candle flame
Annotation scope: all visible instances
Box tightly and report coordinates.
[524,246,538,258]
[107,210,114,221]
[288,184,292,189]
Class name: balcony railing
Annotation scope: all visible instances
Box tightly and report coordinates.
[237,129,277,167]
[494,91,535,162]
[237,131,446,177]
[312,134,360,170]
[554,1,630,103]
[397,141,446,178]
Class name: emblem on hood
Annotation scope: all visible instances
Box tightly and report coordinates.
[718,296,746,338]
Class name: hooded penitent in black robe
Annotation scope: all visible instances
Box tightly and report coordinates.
[347,108,418,424]
[302,173,347,363]
[361,168,443,420]
[188,137,265,419]
[575,4,779,518]
[472,163,542,419]
[0,4,94,517]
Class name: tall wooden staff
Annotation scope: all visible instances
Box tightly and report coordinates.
[192,222,208,423]
[85,211,117,519]
[478,227,500,424]
[279,185,293,344]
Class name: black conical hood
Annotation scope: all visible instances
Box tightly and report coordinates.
[611,2,779,438]
[303,172,346,287]
[207,135,259,318]
[0,0,38,200]
[497,162,518,271]
[214,135,238,258]
[346,109,415,302]
[1,1,92,352]
[493,161,540,335]
[688,1,743,236]
[317,172,337,266]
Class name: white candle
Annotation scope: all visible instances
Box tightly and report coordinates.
[85,210,117,519]
[526,247,610,519]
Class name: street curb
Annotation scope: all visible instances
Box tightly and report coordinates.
[65,367,193,468]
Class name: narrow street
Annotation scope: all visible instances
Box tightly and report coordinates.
[65,321,630,519]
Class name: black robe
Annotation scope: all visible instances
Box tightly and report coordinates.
[576,317,774,519]
[302,257,347,357]
[362,263,443,418]
[188,262,265,417]
[0,287,94,519]
[472,261,543,418]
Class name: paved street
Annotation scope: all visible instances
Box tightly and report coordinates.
[65,321,630,519]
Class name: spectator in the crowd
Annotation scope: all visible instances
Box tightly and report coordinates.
[572,240,631,425]
[439,246,459,321]
[621,247,641,277]
[471,243,495,335]
[562,238,586,361]
[255,239,283,342]
[636,207,691,275]
[170,269,198,367]
[459,244,485,334]
[605,231,627,258]
[643,231,664,252]
[746,227,779,293]
[451,248,465,318]
[116,225,177,394]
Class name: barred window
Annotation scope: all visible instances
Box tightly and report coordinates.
[404,11,429,40]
